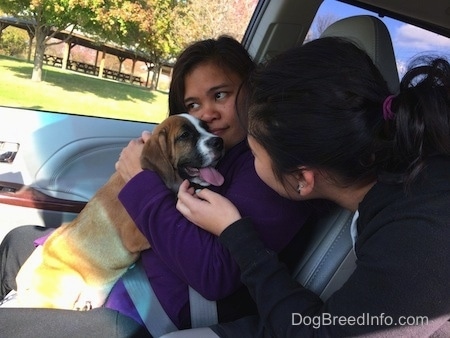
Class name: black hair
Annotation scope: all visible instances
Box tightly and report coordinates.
[248,37,450,188]
[390,56,450,185]
[168,35,255,116]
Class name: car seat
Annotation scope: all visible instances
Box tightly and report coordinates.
[320,15,399,93]
[159,15,399,338]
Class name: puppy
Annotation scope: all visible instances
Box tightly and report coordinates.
[13,113,224,310]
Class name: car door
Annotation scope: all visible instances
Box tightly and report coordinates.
[0,106,155,241]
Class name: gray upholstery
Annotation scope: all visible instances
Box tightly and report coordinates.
[292,206,356,300]
[320,15,400,93]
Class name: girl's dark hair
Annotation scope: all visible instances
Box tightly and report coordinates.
[248,37,450,188]
[391,56,450,184]
[168,35,255,115]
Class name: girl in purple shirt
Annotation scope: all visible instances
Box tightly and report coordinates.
[110,35,311,329]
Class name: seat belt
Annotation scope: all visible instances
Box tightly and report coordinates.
[122,262,219,335]
[123,263,178,336]
[188,286,218,327]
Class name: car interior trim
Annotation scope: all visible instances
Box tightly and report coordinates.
[0,181,86,213]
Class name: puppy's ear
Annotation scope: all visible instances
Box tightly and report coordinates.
[140,128,179,191]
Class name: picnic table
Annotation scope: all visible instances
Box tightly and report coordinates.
[43,54,143,86]
[43,55,63,67]
[103,68,143,85]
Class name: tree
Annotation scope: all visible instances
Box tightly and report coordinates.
[0,0,87,81]
[101,0,258,90]
[310,13,340,40]
[135,0,185,89]
[173,0,257,44]
[133,0,258,89]
[82,0,152,46]
[0,27,28,57]
[0,0,258,85]
[0,0,151,82]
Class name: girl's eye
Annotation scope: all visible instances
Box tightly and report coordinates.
[215,92,227,100]
[186,102,200,111]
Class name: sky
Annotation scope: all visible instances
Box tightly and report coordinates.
[317,1,450,76]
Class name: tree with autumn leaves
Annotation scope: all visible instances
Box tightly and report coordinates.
[0,0,155,82]
[0,0,256,83]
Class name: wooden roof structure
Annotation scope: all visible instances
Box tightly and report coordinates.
[0,16,154,65]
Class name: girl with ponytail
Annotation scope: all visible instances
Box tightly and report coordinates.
[177,37,450,337]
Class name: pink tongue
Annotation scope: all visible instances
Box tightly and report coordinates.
[199,167,224,186]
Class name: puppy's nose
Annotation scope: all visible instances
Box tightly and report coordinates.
[207,137,224,151]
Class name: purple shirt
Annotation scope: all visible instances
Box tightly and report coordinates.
[104,140,310,328]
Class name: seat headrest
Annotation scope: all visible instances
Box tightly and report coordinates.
[320,15,399,93]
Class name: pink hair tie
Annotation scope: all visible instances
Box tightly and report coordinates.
[383,95,396,120]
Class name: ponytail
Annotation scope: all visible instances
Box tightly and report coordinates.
[387,57,450,184]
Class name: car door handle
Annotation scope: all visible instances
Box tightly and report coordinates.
[0,142,19,163]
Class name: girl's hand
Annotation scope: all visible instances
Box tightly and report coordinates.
[176,180,242,236]
[116,131,152,183]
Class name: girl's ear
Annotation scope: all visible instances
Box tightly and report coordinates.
[295,166,315,197]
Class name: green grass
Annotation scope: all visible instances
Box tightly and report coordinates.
[0,55,169,123]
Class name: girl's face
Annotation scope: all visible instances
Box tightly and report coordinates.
[247,136,300,200]
[183,61,247,151]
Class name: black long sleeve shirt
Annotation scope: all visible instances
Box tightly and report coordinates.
[218,155,450,337]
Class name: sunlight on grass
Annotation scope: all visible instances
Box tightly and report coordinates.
[0,56,169,123]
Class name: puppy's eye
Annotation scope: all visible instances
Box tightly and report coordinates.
[177,131,190,141]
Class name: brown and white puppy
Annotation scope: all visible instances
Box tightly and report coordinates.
[13,113,224,310]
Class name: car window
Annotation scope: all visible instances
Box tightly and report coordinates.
[312,0,450,77]
[0,1,258,123]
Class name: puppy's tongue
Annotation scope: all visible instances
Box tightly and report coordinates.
[199,167,224,186]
